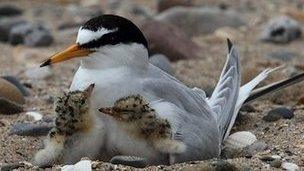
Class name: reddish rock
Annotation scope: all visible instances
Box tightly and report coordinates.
[157,0,193,12]
[140,20,200,61]
[0,78,25,105]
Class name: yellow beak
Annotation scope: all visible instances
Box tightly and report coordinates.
[40,44,93,67]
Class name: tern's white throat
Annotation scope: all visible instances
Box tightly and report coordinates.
[80,43,149,70]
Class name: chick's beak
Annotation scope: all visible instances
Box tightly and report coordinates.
[40,44,92,67]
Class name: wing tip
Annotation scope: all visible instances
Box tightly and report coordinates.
[227,38,233,53]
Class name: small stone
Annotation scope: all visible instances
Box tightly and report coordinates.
[211,160,239,171]
[9,23,53,47]
[149,54,173,75]
[243,141,268,157]
[110,155,147,168]
[0,17,26,42]
[260,156,275,162]
[26,111,43,121]
[10,122,54,136]
[0,163,24,171]
[281,162,299,171]
[24,28,53,47]
[240,104,256,112]
[156,7,246,36]
[267,51,298,61]
[0,5,22,17]
[0,77,25,104]
[263,107,294,122]
[0,97,23,114]
[260,16,301,44]
[1,76,30,96]
[157,0,193,12]
[24,67,53,80]
[270,159,282,168]
[141,19,201,61]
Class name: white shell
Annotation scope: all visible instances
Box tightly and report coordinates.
[224,131,257,149]
[26,111,43,121]
[62,160,92,171]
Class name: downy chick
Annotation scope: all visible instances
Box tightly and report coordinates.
[99,95,186,154]
[34,84,104,167]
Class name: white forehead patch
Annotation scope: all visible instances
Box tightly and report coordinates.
[76,27,118,45]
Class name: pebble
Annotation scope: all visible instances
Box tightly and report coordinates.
[24,67,53,80]
[141,20,200,61]
[10,122,54,136]
[110,155,147,168]
[157,0,193,12]
[267,51,298,61]
[9,23,53,47]
[0,5,22,17]
[0,17,26,42]
[210,160,239,171]
[242,141,268,157]
[25,111,43,121]
[240,104,256,112]
[0,97,23,114]
[270,159,282,168]
[225,131,257,149]
[0,163,24,171]
[260,16,301,44]
[0,77,25,104]
[62,160,92,171]
[149,54,173,75]
[1,76,30,96]
[281,162,299,171]
[155,7,246,36]
[263,107,294,122]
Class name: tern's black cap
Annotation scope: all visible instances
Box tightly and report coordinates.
[78,14,148,49]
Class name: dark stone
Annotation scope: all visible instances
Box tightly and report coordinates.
[270,159,282,168]
[0,17,26,42]
[0,97,23,114]
[10,122,54,136]
[157,0,193,12]
[110,155,147,168]
[0,163,23,171]
[263,107,294,122]
[0,5,22,17]
[156,7,246,36]
[149,54,173,75]
[267,51,298,61]
[211,160,239,171]
[141,19,201,61]
[235,112,252,125]
[243,141,268,157]
[24,28,53,47]
[9,23,53,47]
[260,156,275,162]
[260,16,301,44]
[240,104,256,112]
[1,76,30,96]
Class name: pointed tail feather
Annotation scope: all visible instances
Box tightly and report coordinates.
[245,72,304,104]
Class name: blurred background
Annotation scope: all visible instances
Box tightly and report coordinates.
[0,0,304,170]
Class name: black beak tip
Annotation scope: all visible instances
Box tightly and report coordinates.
[40,59,51,67]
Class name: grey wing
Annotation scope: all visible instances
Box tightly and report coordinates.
[141,65,215,120]
[151,101,220,162]
[207,39,241,140]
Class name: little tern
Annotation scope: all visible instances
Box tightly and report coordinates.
[40,14,304,165]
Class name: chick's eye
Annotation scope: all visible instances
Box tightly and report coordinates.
[81,99,85,105]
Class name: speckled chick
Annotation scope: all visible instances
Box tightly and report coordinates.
[99,95,186,154]
[34,84,105,167]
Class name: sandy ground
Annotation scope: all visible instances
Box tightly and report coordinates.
[0,0,304,170]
